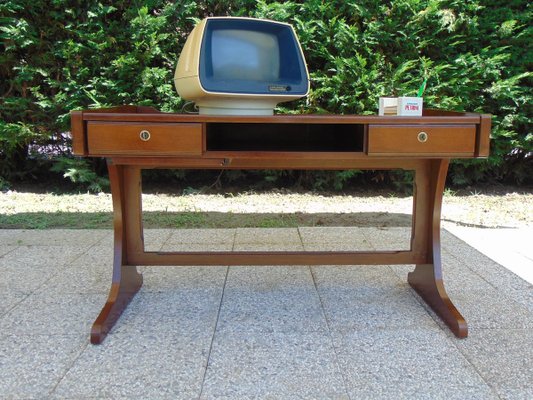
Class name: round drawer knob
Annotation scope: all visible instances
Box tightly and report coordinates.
[417,131,428,143]
[139,130,151,141]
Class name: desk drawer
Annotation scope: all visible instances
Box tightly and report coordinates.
[368,125,476,156]
[87,122,202,156]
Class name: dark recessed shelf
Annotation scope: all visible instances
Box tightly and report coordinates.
[206,123,364,152]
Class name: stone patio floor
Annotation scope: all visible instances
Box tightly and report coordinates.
[0,226,532,399]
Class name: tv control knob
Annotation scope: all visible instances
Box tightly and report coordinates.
[139,130,151,141]
[417,131,428,143]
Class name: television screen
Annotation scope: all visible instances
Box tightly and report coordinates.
[199,18,308,95]
[211,29,280,82]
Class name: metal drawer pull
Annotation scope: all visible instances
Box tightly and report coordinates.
[417,131,428,143]
[139,130,151,141]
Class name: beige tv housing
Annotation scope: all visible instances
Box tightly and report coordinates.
[174,17,310,115]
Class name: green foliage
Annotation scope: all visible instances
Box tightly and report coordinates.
[1,0,531,190]
[51,157,109,193]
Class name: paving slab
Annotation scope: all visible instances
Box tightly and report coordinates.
[217,266,326,334]
[0,291,106,336]
[69,244,114,267]
[334,328,497,400]
[234,227,301,244]
[40,262,113,294]
[52,332,209,399]
[388,256,497,295]
[444,225,533,285]
[0,242,91,296]
[0,261,61,294]
[312,264,405,288]
[0,244,16,257]
[161,228,236,251]
[233,242,305,251]
[439,250,499,291]
[497,387,533,400]
[224,265,313,291]
[0,292,27,316]
[0,229,22,245]
[361,226,411,250]
[104,265,225,337]
[0,244,87,268]
[108,289,223,337]
[444,224,533,289]
[165,228,236,245]
[313,266,438,332]
[454,328,533,398]
[299,226,373,251]
[160,242,234,252]
[2,228,109,247]
[456,289,533,329]
[0,334,87,399]
[453,251,532,291]
[200,331,349,399]
[142,228,174,251]
[508,287,533,313]
[302,241,376,251]
[139,265,227,292]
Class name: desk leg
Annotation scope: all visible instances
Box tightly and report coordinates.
[408,159,468,338]
[91,163,143,344]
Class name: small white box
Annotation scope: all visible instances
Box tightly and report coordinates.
[397,97,423,116]
[379,96,423,116]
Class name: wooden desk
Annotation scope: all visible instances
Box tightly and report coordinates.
[71,106,491,344]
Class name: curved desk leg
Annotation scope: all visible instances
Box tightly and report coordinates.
[408,159,468,338]
[91,163,143,344]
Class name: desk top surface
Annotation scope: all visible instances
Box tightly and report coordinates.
[74,105,488,125]
[71,105,491,159]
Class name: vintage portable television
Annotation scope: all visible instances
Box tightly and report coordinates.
[174,17,309,115]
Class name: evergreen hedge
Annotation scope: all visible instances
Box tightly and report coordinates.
[1,0,531,191]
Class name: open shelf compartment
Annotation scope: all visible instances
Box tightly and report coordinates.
[206,123,365,152]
